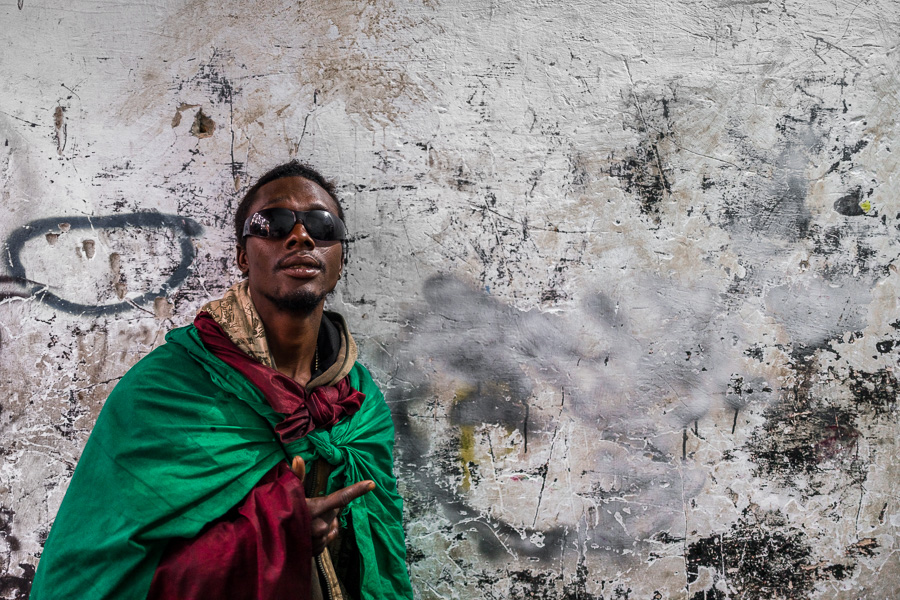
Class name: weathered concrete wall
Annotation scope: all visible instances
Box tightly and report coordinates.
[1,1,898,598]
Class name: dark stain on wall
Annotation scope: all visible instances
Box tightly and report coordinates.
[0,564,33,600]
[468,564,628,599]
[418,273,576,404]
[833,187,866,216]
[848,368,897,416]
[393,399,569,564]
[717,100,869,246]
[745,402,861,483]
[686,510,849,600]
[0,507,20,552]
[826,139,869,175]
[810,222,886,283]
[743,360,865,488]
[389,274,713,583]
[875,340,895,354]
[0,506,33,599]
[714,80,891,363]
[53,390,90,440]
[450,382,528,432]
[846,537,879,558]
[177,48,236,106]
[559,558,603,600]
[508,570,562,600]
[722,157,812,244]
[605,94,674,225]
[743,361,896,495]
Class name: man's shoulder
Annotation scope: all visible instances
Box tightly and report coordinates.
[126,325,196,369]
[113,325,211,392]
[347,361,385,402]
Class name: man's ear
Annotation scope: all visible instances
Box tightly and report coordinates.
[236,244,249,276]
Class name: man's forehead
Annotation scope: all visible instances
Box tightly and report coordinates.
[252,176,340,214]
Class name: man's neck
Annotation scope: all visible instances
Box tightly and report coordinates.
[249,289,322,387]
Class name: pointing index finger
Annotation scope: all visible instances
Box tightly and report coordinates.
[321,480,375,512]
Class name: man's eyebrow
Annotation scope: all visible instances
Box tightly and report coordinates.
[259,195,331,210]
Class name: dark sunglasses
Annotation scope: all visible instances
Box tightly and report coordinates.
[242,208,347,241]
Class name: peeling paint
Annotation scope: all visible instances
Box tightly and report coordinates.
[52,107,65,156]
[190,108,215,138]
[2,0,899,598]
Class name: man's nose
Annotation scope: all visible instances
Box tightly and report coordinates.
[284,221,315,248]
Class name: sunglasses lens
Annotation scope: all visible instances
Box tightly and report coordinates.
[264,209,300,238]
[244,208,291,238]
[244,209,346,241]
[302,211,344,241]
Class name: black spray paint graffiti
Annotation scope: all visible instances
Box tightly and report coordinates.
[3,213,202,315]
[0,276,37,301]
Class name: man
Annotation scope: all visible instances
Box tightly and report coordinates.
[30,162,414,600]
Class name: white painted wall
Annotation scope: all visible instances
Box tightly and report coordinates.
[1,1,898,597]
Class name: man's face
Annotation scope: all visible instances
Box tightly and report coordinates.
[236,176,343,315]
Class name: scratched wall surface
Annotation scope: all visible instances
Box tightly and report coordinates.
[1,0,898,598]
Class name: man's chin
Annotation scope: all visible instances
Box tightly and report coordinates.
[263,290,326,315]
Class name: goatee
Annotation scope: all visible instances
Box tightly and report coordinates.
[263,289,327,315]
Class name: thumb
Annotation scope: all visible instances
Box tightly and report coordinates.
[291,456,306,482]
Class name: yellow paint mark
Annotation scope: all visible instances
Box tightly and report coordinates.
[459,425,475,492]
[451,384,475,404]
[860,199,872,213]
[451,386,478,491]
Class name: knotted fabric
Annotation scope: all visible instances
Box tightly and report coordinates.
[195,312,364,442]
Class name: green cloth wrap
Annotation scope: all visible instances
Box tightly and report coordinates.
[30,324,413,600]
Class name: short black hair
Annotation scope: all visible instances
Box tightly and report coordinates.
[234,160,345,247]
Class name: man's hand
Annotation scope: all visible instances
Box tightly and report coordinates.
[291,456,375,555]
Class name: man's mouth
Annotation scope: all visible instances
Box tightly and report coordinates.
[277,254,323,277]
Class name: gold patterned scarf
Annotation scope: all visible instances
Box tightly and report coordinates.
[199,280,358,387]
[200,280,275,368]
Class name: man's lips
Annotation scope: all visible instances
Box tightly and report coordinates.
[276,254,323,275]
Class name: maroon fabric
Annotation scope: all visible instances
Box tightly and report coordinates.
[194,311,365,442]
[148,462,313,600]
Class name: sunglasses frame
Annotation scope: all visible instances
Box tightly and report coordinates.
[242,208,347,242]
